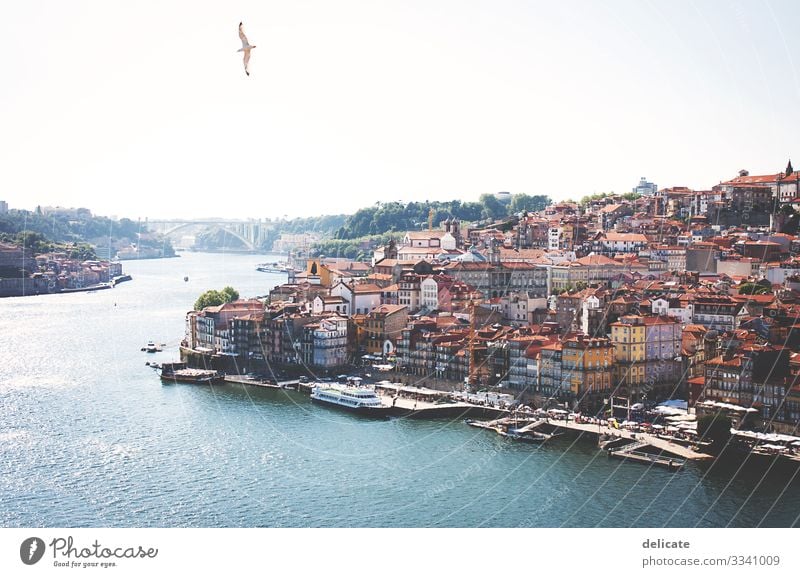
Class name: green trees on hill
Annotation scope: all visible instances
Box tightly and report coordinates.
[0,230,97,259]
[194,286,240,311]
[578,192,641,205]
[333,194,550,240]
[509,193,550,214]
[0,209,172,256]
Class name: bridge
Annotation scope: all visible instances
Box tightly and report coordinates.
[144,219,271,251]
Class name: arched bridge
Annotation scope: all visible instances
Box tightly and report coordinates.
[145,219,270,251]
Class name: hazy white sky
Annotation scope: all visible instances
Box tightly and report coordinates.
[1,0,799,219]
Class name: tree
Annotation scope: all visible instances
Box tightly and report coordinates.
[194,286,239,311]
[220,286,239,302]
[697,413,732,453]
[479,193,506,220]
[510,193,550,214]
[68,243,97,261]
[738,282,770,295]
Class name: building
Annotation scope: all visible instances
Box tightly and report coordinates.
[443,260,548,299]
[641,315,682,396]
[633,177,657,196]
[594,232,649,255]
[398,230,458,261]
[561,334,616,412]
[357,304,409,356]
[303,315,349,369]
[538,342,564,401]
[650,296,692,324]
[716,163,799,207]
[312,295,349,316]
[499,291,547,325]
[691,295,743,332]
[398,273,422,312]
[701,344,792,431]
[610,315,647,398]
[330,281,383,315]
[186,299,265,353]
[650,245,687,273]
[547,254,627,294]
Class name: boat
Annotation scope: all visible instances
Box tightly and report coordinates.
[499,429,553,443]
[158,362,223,384]
[141,341,161,353]
[256,261,296,274]
[310,383,391,416]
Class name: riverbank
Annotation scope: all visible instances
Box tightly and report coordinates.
[5,251,799,528]
[0,274,133,298]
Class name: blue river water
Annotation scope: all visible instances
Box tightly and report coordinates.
[1,251,799,527]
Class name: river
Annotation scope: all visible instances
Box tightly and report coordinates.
[1,251,798,527]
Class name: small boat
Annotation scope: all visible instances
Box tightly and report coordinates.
[500,429,553,443]
[141,341,161,353]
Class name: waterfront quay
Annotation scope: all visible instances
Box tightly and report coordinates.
[292,378,508,419]
[471,414,714,464]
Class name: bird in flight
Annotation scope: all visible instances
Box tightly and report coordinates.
[238,22,256,76]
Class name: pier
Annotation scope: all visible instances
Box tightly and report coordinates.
[375,385,508,419]
[607,441,685,470]
[223,375,283,389]
[469,415,714,464]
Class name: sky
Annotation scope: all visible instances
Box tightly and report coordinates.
[1,0,799,220]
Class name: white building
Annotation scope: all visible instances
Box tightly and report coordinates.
[420,276,440,310]
[312,295,349,316]
[633,177,657,196]
[330,281,383,315]
[651,297,692,325]
[595,232,648,254]
[312,316,349,368]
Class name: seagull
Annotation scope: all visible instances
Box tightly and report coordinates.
[237,22,256,76]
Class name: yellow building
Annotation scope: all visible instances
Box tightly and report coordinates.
[561,335,615,412]
[305,258,337,288]
[610,315,647,392]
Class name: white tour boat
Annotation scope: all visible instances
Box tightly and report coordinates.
[310,384,392,416]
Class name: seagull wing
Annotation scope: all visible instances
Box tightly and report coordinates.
[243,49,251,76]
[239,22,250,48]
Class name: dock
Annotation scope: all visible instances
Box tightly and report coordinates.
[223,375,282,389]
[381,394,508,419]
[467,415,713,464]
[607,440,685,470]
[536,418,714,461]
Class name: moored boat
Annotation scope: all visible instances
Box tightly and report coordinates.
[159,362,223,384]
[500,429,553,443]
[256,261,296,274]
[310,383,391,416]
[142,341,161,353]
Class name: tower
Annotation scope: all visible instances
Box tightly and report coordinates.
[488,237,501,266]
[385,238,398,260]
